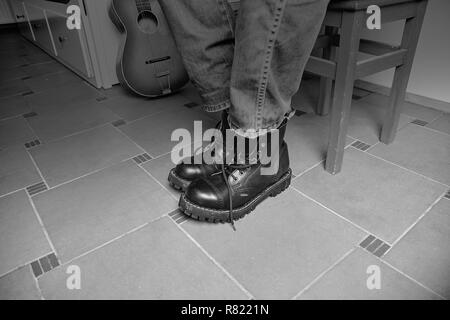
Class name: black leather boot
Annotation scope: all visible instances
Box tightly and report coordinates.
[168,110,229,191]
[179,120,292,227]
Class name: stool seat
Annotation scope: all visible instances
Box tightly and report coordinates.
[329,0,418,11]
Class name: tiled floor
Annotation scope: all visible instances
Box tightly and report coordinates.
[0,28,449,300]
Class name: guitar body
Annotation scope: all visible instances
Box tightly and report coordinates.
[110,0,189,97]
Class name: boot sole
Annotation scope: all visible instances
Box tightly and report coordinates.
[168,169,191,192]
[178,168,292,223]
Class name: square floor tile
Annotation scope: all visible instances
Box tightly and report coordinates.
[361,93,443,123]
[101,92,189,122]
[23,69,80,93]
[298,248,440,300]
[0,190,51,276]
[27,99,119,142]
[0,117,36,149]
[26,81,103,113]
[369,124,450,185]
[33,160,176,263]
[0,95,31,120]
[29,125,142,187]
[292,148,446,243]
[427,113,450,135]
[0,266,41,300]
[38,217,247,299]
[286,114,354,175]
[0,145,41,196]
[182,189,365,299]
[384,199,450,299]
[119,107,215,157]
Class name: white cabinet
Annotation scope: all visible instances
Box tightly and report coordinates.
[9,0,34,41]
[24,3,56,54]
[46,9,93,78]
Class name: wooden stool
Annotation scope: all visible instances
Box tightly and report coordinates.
[305,0,428,174]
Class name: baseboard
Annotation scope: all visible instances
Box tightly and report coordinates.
[354,79,450,113]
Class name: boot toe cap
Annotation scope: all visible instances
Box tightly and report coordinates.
[185,178,223,209]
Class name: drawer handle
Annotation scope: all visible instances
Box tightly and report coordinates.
[33,23,42,29]
[16,14,25,19]
[58,36,68,43]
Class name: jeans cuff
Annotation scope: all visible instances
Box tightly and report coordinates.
[228,110,295,139]
[202,100,231,112]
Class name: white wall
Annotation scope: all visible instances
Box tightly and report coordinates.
[361,0,450,107]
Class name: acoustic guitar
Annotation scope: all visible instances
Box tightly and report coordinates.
[110,0,189,97]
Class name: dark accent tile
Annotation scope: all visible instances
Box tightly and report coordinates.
[30,260,43,277]
[168,209,180,217]
[366,239,383,253]
[24,139,41,149]
[184,102,199,108]
[47,253,59,268]
[373,243,391,257]
[26,182,48,196]
[112,119,126,127]
[411,119,428,126]
[351,140,371,151]
[133,153,152,165]
[39,256,51,272]
[23,112,37,119]
[359,235,376,248]
[176,215,188,224]
[444,190,450,200]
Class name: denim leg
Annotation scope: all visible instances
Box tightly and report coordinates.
[229,0,329,131]
[159,0,235,112]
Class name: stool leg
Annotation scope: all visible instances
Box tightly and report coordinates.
[325,10,364,174]
[380,0,428,144]
[317,26,338,116]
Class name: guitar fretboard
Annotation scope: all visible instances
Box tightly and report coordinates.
[135,0,152,12]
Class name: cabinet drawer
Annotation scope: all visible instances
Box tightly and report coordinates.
[9,0,34,41]
[25,3,55,55]
[46,10,92,78]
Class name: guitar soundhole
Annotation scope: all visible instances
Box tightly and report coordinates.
[137,11,158,34]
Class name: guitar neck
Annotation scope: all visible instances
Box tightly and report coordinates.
[134,0,152,12]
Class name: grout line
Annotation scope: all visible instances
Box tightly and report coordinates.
[111,124,153,157]
[25,147,48,188]
[292,247,356,299]
[0,250,53,279]
[26,192,58,258]
[387,189,448,251]
[135,163,179,202]
[420,123,450,138]
[290,186,393,246]
[34,122,111,146]
[30,264,45,300]
[0,186,28,200]
[0,114,24,123]
[375,256,446,300]
[363,150,450,188]
[292,160,324,181]
[169,218,255,300]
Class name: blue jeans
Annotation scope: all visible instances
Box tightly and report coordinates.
[160,0,329,132]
